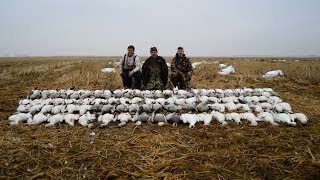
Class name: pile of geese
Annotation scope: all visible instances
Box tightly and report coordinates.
[8,88,308,128]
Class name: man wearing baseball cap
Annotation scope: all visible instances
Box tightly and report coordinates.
[142,47,168,90]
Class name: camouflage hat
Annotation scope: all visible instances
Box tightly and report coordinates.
[150,47,158,52]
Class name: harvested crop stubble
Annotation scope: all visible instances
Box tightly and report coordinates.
[0,57,320,179]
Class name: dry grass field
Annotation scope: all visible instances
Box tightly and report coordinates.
[0,57,320,179]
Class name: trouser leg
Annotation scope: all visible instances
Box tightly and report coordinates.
[132,71,142,89]
[170,72,180,88]
[121,70,132,88]
[171,72,188,89]
[184,80,191,90]
[179,78,187,90]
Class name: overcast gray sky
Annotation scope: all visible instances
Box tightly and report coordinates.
[0,0,319,57]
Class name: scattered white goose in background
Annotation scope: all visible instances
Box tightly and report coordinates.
[191,61,208,68]
[263,70,284,78]
[219,64,227,69]
[101,68,115,73]
[219,65,235,75]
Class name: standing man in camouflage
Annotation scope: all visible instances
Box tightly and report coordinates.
[119,45,142,89]
[142,47,168,90]
[170,47,193,89]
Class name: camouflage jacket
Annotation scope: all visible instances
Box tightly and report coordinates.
[171,54,193,80]
[142,56,168,87]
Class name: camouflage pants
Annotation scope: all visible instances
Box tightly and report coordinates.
[145,78,164,90]
[171,71,190,90]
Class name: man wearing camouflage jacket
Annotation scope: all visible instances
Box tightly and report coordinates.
[170,47,193,89]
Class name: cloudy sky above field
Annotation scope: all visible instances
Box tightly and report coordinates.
[0,0,320,57]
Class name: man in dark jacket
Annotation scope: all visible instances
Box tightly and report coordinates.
[142,47,168,90]
[170,47,193,89]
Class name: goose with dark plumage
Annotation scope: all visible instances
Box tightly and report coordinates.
[151,110,166,123]
[166,112,181,126]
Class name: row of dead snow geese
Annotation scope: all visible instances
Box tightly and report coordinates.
[8,88,308,128]
[26,88,281,100]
